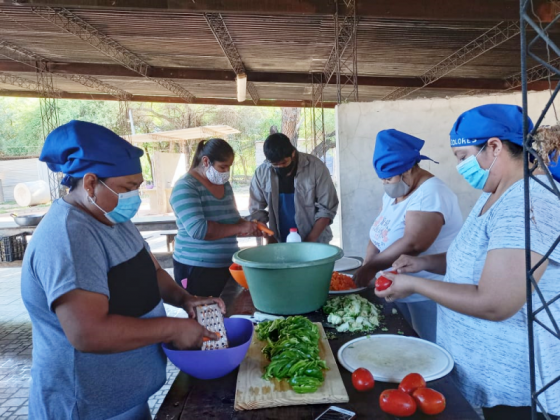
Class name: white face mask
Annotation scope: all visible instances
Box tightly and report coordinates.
[206,164,230,185]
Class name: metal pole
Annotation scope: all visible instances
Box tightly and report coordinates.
[520,1,537,418]
[128,108,136,135]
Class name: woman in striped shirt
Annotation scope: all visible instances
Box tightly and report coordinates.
[170,139,259,297]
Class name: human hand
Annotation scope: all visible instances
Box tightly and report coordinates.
[170,318,218,350]
[374,271,416,302]
[253,221,273,238]
[353,264,377,288]
[236,219,260,237]
[182,295,226,318]
[392,254,427,274]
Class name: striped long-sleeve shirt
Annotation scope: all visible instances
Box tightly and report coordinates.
[170,174,240,268]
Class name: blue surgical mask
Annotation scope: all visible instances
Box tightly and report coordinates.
[88,180,142,224]
[456,146,497,189]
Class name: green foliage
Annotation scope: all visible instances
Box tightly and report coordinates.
[0,97,334,182]
[0,97,120,157]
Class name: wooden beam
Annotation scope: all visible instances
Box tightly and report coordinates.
[6,0,542,21]
[0,89,335,107]
[2,77,557,106]
[0,61,531,91]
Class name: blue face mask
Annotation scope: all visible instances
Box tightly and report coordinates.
[456,146,497,190]
[88,180,142,224]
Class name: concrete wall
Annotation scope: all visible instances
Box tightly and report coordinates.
[336,91,559,258]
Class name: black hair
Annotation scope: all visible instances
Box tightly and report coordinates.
[264,133,295,164]
[502,140,524,159]
[474,139,524,160]
[66,176,108,191]
[192,138,234,168]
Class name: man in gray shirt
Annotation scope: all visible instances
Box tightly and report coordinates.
[249,133,339,243]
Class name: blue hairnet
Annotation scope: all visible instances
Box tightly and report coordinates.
[40,120,143,187]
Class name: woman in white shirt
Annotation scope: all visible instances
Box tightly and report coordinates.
[354,129,463,342]
[377,105,560,420]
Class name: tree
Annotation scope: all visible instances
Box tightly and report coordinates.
[281,107,301,147]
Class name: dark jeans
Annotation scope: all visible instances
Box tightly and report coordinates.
[483,405,559,420]
[173,259,230,297]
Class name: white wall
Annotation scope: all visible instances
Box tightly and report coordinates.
[336,91,559,258]
[153,151,184,214]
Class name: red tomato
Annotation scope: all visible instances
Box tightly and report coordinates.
[375,276,392,291]
[379,389,417,417]
[412,388,446,415]
[398,373,426,395]
[351,368,375,392]
[375,270,396,291]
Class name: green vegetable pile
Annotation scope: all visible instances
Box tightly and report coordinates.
[323,294,380,333]
[255,316,328,394]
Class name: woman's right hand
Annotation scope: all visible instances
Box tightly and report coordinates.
[353,264,377,288]
[236,219,260,237]
[392,254,427,274]
[170,319,219,350]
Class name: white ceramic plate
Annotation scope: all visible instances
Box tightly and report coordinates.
[337,334,454,383]
[328,274,366,295]
[334,257,362,272]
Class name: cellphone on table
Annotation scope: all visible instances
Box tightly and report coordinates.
[314,406,356,420]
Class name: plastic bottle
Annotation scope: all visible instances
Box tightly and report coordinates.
[286,228,302,243]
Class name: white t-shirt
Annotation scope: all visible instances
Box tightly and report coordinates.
[438,176,560,414]
[369,177,463,303]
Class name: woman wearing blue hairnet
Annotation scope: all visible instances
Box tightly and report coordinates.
[376,105,560,420]
[21,121,225,420]
[353,129,463,342]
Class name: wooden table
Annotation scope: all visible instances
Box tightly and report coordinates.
[0,217,179,267]
[156,280,479,420]
[0,216,178,236]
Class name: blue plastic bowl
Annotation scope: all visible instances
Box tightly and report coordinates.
[162,318,253,380]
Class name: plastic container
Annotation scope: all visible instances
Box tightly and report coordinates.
[286,228,302,243]
[162,318,253,380]
[0,234,28,262]
[233,243,343,315]
[229,263,248,289]
[14,181,50,207]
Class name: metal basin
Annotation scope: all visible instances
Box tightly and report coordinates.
[11,213,44,227]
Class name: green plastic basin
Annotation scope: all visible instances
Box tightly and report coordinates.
[232,243,343,315]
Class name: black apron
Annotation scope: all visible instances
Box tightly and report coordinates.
[107,247,161,317]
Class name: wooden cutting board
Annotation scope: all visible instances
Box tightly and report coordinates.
[234,323,349,411]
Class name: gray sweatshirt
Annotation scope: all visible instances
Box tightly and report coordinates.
[249,152,339,243]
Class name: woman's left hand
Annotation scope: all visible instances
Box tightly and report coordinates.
[182,294,226,318]
[374,271,416,302]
